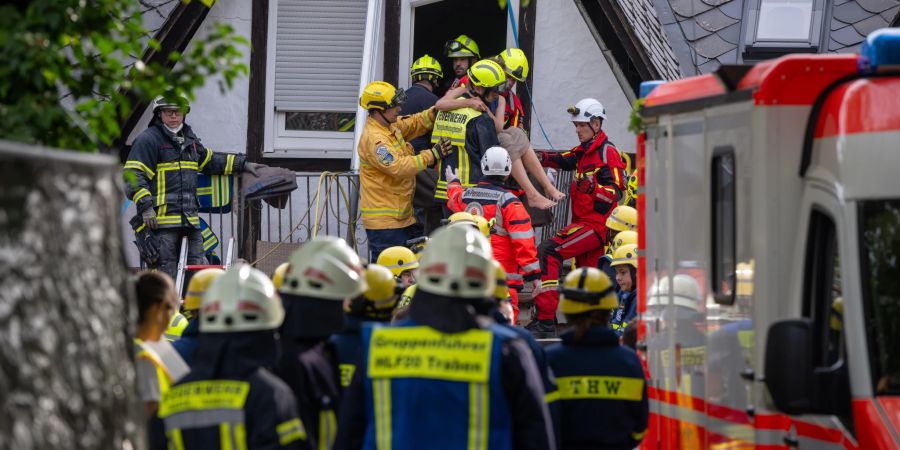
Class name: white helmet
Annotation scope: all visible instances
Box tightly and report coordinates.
[567,97,606,122]
[200,264,284,333]
[152,94,191,115]
[481,146,512,177]
[281,236,366,300]
[646,274,700,310]
[417,225,495,299]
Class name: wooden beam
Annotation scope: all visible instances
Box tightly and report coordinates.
[384,0,401,86]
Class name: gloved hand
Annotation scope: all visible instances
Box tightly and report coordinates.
[142,207,158,230]
[575,177,596,194]
[444,165,460,183]
[244,162,267,176]
[134,227,161,266]
[430,138,453,161]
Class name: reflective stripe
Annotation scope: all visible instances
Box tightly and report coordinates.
[521,262,541,273]
[360,207,413,218]
[125,160,155,179]
[199,148,213,171]
[383,261,417,271]
[467,382,489,450]
[414,153,425,171]
[220,423,233,450]
[506,273,523,281]
[555,376,644,401]
[508,230,535,239]
[339,363,356,388]
[276,418,307,445]
[159,380,250,417]
[559,229,595,249]
[166,429,184,450]
[632,428,647,441]
[133,188,152,203]
[607,214,636,231]
[545,390,560,403]
[235,423,247,450]
[224,155,235,175]
[318,410,337,450]
[373,379,392,450]
[136,223,146,233]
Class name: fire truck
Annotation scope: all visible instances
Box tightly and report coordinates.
[635,28,900,449]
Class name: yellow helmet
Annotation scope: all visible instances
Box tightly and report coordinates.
[606,205,638,232]
[467,59,507,91]
[411,54,443,81]
[499,48,529,81]
[610,243,638,269]
[448,212,492,238]
[363,264,399,310]
[164,312,188,341]
[559,267,618,314]
[610,230,638,254]
[445,34,480,59]
[471,215,493,237]
[272,262,289,290]
[448,211,475,224]
[494,262,510,302]
[360,81,407,111]
[398,284,416,308]
[376,246,419,278]
[184,268,225,311]
[627,171,639,200]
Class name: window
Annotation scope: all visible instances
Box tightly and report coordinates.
[268,0,367,157]
[742,0,824,59]
[711,148,736,304]
[858,200,900,396]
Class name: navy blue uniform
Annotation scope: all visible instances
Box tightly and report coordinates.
[546,327,648,449]
[611,290,637,337]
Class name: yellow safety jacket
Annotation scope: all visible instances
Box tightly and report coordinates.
[431,103,484,200]
[358,109,437,230]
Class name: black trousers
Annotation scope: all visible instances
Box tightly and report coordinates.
[155,227,205,280]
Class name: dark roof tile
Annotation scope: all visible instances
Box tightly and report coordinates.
[655,0,680,24]
[695,7,739,32]
[833,1,873,24]
[701,0,731,6]
[682,18,715,40]
[857,0,899,14]
[829,38,846,51]
[670,0,714,18]
[716,47,739,65]
[880,5,900,21]
[613,0,683,80]
[694,32,735,58]
[717,22,743,44]
[852,13,889,35]
[831,16,850,31]
[718,0,744,20]
[830,24,867,47]
[698,59,721,73]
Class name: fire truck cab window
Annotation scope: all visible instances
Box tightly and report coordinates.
[802,210,844,367]
[711,148,736,304]
[859,200,900,396]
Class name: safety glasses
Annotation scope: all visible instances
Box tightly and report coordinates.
[389,88,407,108]
[445,39,477,57]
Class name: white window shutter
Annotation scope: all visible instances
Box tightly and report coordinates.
[274,0,367,112]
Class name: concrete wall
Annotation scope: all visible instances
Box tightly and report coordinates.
[528,0,633,151]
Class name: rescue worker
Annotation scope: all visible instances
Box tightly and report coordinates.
[623,170,639,207]
[357,81,454,261]
[331,264,400,392]
[446,146,541,324]
[609,244,638,336]
[432,59,507,209]
[545,267,649,449]
[163,312,188,341]
[133,271,190,416]
[276,237,367,450]
[597,229,637,289]
[335,225,556,450]
[124,95,266,279]
[375,246,418,288]
[153,264,309,450]
[443,34,481,92]
[403,55,446,236]
[529,98,627,338]
[606,205,637,243]
[172,267,225,365]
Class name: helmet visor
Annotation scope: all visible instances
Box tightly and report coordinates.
[445,39,477,57]
[507,66,525,81]
[390,88,407,108]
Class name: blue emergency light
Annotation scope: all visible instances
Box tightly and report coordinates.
[639,81,666,99]
[858,28,900,74]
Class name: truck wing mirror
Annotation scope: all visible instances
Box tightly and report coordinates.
[764,319,813,415]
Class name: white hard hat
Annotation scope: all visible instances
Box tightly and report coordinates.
[152,94,191,114]
[481,146,512,177]
[567,97,606,122]
[647,274,700,310]
[417,225,495,299]
[200,264,284,333]
[281,236,366,300]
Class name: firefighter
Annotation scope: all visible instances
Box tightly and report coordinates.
[598,229,637,288]
[331,264,400,392]
[606,205,637,243]
[153,264,309,450]
[358,81,453,262]
[375,246,418,288]
[446,145,541,324]
[163,312,188,341]
[443,34,481,92]
[610,244,639,336]
[624,170,639,207]
[276,236,367,450]
[133,271,190,417]
[529,98,627,338]
[172,267,225,365]
[335,225,556,450]
[124,95,266,279]
[432,59,506,209]
[545,267,649,449]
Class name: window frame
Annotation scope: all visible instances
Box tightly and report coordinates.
[710,146,737,305]
[801,208,841,367]
[741,0,825,60]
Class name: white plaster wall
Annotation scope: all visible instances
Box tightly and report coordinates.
[528,0,633,151]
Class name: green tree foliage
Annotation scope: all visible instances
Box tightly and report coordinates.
[0,0,248,152]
